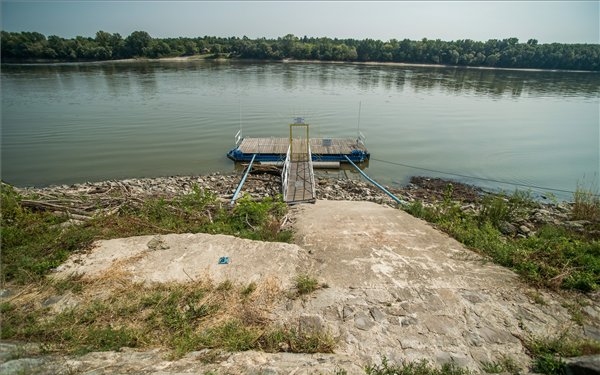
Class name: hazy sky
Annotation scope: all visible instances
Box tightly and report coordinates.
[1,1,599,44]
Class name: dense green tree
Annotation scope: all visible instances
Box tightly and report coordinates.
[124,30,152,57]
[1,30,599,71]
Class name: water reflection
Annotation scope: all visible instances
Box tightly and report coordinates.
[3,61,598,98]
[1,60,597,191]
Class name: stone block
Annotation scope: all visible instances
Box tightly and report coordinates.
[354,311,375,331]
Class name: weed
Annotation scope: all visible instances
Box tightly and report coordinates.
[1,276,336,357]
[203,320,260,351]
[258,325,336,353]
[366,357,470,375]
[479,190,533,228]
[498,356,521,375]
[197,349,227,364]
[572,179,600,222]
[51,274,85,294]
[525,290,547,305]
[295,274,319,295]
[527,335,600,358]
[241,282,257,297]
[481,356,520,374]
[562,301,585,325]
[216,280,233,292]
[77,327,139,354]
[481,361,503,374]
[533,354,566,375]
[1,184,97,284]
[525,334,600,374]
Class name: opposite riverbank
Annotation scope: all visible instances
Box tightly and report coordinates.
[4,54,598,74]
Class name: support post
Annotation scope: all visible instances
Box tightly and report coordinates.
[343,155,406,206]
[231,154,256,205]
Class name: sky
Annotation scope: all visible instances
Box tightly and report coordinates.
[1,1,599,44]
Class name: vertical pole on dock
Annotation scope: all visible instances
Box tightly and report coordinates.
[357,101,362,140]
[239,100,243,139]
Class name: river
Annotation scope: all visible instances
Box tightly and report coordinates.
[1,60,599,199]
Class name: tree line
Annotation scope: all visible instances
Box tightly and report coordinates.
[2,30,599,71]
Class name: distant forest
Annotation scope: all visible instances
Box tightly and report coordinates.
[2,30,599,71]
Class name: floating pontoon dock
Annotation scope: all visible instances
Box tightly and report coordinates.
[227,120,370,204]
[227,135,370,164]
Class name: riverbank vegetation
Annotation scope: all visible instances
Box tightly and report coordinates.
[0,183,291,284]
[1,178,599,371]
[0,182,333,357]
[2,30,599,71]
[0,275,335,357]
[405,183,600,293]
[2,177,598,291]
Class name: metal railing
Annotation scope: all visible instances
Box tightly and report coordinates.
[281,145,291,199]
[234,129,243,146]
[307,145,316,200]
[358,131,366,147]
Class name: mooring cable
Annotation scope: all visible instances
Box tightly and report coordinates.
[370,157,598,196]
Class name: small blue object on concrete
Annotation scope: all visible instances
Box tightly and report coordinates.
[218,257,230,265]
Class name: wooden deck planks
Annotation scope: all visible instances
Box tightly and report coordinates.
[284,160,315,203]
[238,138,366,155]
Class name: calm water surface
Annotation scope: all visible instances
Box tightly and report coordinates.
[2,61,599,199]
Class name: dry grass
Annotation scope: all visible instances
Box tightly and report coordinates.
[572,180,600,222]
[1,270,334,356]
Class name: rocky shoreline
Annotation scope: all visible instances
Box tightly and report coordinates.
[14,170,590,239]
[4,172,599,375]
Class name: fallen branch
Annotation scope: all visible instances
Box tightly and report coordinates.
[20,200,92,217]
[182,268,196,282]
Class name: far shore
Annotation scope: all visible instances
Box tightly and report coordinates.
[2,54,597,74]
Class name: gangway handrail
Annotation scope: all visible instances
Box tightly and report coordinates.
[358,131,366,147]
[343,155,405,206]
[281,145,291,200]
[230,153,256,205]
[234,130,243,146]
[307,145,316,200]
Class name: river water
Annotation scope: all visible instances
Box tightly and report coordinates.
[1,60,599,199]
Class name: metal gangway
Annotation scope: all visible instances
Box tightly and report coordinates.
[282,119,316,204]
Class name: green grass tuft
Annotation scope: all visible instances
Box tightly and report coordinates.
[481,356,520,374]
[366,358,470,375]
[525,335,600,375]
[258,325,336,353]
[294,274,319,295]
